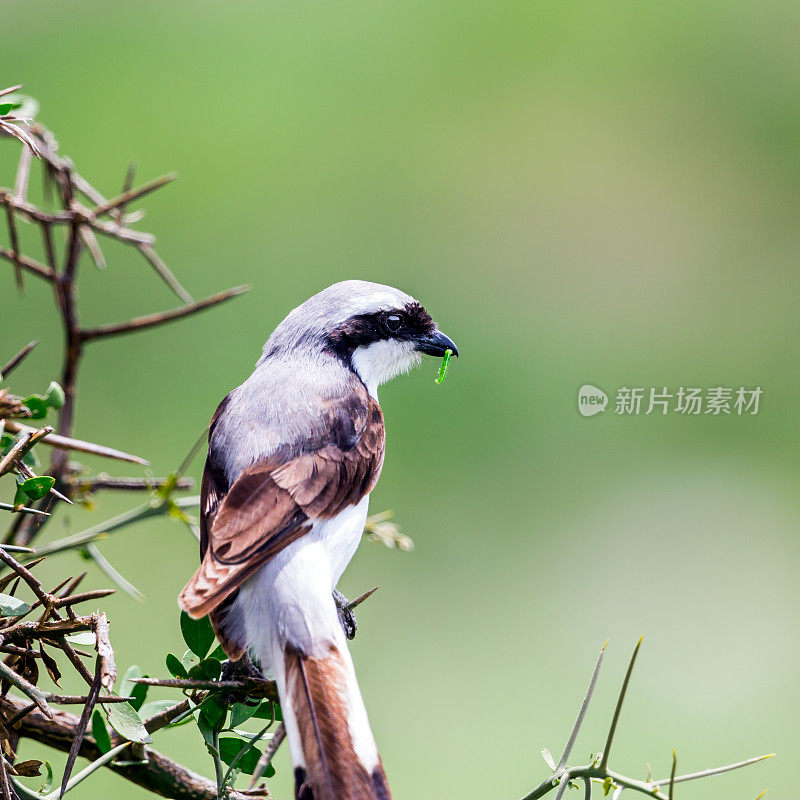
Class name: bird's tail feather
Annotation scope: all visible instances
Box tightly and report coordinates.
[282,642,391,800]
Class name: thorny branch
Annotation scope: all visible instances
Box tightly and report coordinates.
[521,640,772,800]
[0,84,260,799]
[0,84,250,547]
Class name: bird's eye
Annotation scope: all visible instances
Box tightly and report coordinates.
[385,314,403,333]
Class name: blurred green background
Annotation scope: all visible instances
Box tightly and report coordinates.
[2,0,798,797]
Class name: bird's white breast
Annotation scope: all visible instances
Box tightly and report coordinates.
[237,495,370,669]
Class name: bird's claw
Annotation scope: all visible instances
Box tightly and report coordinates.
[333,589,358,640]
[220,654,265,705]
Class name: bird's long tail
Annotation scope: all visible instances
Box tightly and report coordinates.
[275,635,391,800]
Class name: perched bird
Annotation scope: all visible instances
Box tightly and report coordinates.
[179,280,457,800]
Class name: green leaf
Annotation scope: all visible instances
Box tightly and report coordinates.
[181,649,199,671]
[199,694,227,732]
[13,484,28,508]
[0,434,37,470]
[120,665,148,710]
[218,736,263,774]
[131,681,148,711]
[92,709,112,754]
[18,475,55,501]
[105,700,152,744]
[21,396,48,420]
[0,592,31,617]
[209,643,228,661]
[43,381,65,409]
[196,704,215,746]
[165,653,188,679]
[119,665,141,699]
[21,447,39,469]
[180,610,215,659]
[229,702,258,729]
[0,101,21,115]
[188,657,221,682]
[138,699,180,721]
[253,700,282,721]
[66,632,96,646]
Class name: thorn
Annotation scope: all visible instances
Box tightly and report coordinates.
[669,749,677,799]
[348,586,379,610]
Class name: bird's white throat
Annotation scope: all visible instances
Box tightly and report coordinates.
[350,339,421,398]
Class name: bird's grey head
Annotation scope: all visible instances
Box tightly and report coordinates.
[260,280,458,395]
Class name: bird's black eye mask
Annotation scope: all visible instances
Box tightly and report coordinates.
[325,301,435,359]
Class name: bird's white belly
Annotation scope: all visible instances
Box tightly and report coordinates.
[318,494,370,585]
[236,495,370,671]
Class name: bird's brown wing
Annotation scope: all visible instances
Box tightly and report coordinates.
[178,392,385,627]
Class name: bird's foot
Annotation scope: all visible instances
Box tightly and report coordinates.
[333,589,358,640]
[220,654,265,705]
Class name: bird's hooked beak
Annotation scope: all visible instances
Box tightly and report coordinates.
[414,329,459,358]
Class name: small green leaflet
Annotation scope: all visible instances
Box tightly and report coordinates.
[0,593,31,617]
[105,700,152,744]
[435,348,453,384]
[218,737,264,774]
[138,699,180,721]
[120,665,148,710]
[165,653,188,678]
[187,657,221,681]
[199,694,227,732]
[229,702,259,729]
[92,710,112,754]
[180,610,215,659]
[66,632,96,646]
[17,475,55,501]
[22,382,65,420]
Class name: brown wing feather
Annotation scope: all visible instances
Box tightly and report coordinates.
[179,391,385,632]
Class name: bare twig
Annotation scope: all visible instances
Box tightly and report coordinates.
[81,285,250,341]
[2,421,147,466]
[0,503,47,516]
[0,660,53,719]
[92,173,177,217]
[68,474,193,492]
[600,636,641,770]
[14,141,33,201]
[93,612,115,691]
[130,675,280,701]
[248,722,286,790]
[0,246,53,281]
[519,640,771,800]
[650,753,774,787]
[668,750,676,799]
[556,642,606,770]
[59,659,101,798]
[138,245,193,303]
[0,426,52,477]
[2,195,23,292]
[0,341,38,379]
